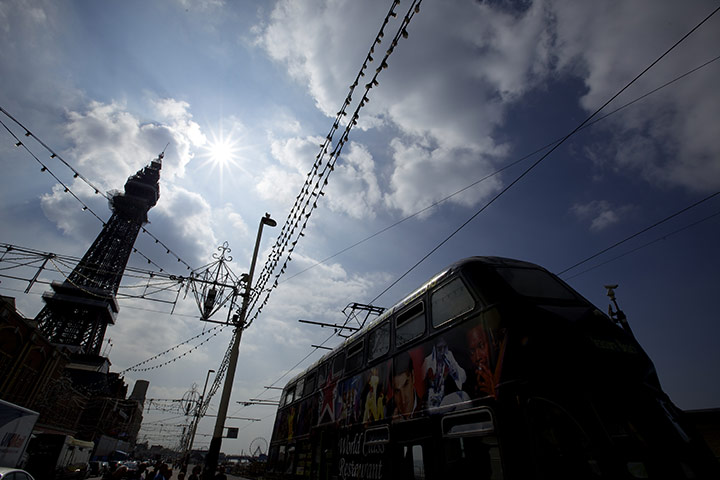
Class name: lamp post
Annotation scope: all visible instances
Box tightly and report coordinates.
[203,213,276,478]
[187,369,215,460]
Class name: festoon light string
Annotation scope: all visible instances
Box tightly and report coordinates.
[245,0,424,331]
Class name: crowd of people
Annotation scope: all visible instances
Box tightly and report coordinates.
[101,461,228,480]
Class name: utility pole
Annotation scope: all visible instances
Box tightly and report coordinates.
[185,369,215,461]
[203,214,276,478]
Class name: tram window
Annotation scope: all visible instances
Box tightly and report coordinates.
[432,277,475,328]
[284,385,296,405]
[495,267,577,300]
[393,442,428,480]
[333,351,346,375]
[346,339,365,372]
[364,426,390,448]
[442,409,495,437]
[277,445,286,472]
[411,445,425,480]
[295,377,305,400]
[285,445,296,475]
[303,371,317,396]
[318,363,328,386]
[368,321,390,361]
[396,302,425,347]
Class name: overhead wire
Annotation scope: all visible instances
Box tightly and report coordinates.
[564,209,720,280]
[246,8,720,408]
[276,51,720,286]
[0,105,195,272]
[227,0,426,411]
[558,192,720,277]
[366,3,720,306]
[243,0,424,331]
[0,242,186,304]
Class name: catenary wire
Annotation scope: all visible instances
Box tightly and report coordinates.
[563,209,720,280]
[248,8,720,407]
[0,105,195,272]
[366,4,720,306]
[557,191,720,276]
[278,52,720,285]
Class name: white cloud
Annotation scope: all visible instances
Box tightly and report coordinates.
[324,142,381,219]
[385,139,504,216]
[259,0,720,218]
[214,203,250,240]
[551,0,720,192]
[151,98,208,179]
[571,199,634,232]
[257,0,561,218]
[39,183,106,240]
[34,100,214,264]
[252,252,390,349]
[255,164,306,207]
[153,184,218,264]
[260,136,382,218]
[62,99,205,189]
[269,135,322,171]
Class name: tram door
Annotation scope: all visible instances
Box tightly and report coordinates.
[312,429,336,480]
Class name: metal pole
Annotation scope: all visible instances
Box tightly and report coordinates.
[203,214,275,479]
[187,369,215,457]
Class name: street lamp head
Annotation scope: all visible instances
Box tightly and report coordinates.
[209,369,216,373]
[261,213,277,227]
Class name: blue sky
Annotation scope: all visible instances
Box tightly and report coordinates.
[1,0,719,454]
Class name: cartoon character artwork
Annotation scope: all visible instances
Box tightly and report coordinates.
[422,337,467,408]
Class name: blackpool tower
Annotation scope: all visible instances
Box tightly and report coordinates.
[35,153,163,355]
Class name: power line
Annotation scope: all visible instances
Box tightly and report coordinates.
[0,105,195,272]
[246,7,720,408]
[277,52,720,286]
[558,193,720,277]
[367,3,720,306]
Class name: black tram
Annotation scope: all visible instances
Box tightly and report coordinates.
[266,257,719,479]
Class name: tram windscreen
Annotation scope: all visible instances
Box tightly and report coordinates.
[495,267,577,300]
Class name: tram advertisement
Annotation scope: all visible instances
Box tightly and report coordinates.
[273,312,507,445]
[336,427,385,480]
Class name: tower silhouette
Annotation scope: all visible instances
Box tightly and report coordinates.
[35,153,163,355]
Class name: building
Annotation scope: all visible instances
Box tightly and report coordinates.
[2,153,163,455]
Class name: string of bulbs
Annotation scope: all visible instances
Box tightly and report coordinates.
[0,105,194,273]
[245,0,424,330]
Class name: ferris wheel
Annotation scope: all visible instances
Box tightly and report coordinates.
[249,437,268,457]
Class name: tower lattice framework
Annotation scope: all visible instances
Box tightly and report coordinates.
[35,154,163,355]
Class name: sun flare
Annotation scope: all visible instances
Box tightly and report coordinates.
[199,124,250,179]
[207,138,235,167]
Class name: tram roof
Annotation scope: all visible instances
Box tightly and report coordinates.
[283,256,544,388]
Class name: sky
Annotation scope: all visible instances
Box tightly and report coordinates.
[1,0,719,455]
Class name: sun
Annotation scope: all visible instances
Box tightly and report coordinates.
[207,138,236,167]
[199,123,252,181]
